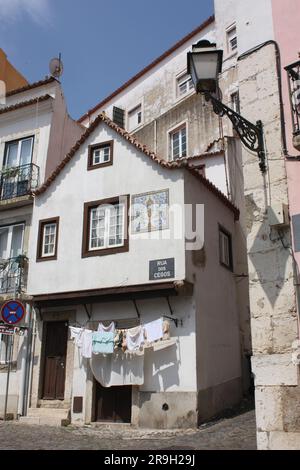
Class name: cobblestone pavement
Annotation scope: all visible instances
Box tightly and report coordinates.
[0,410,256,450]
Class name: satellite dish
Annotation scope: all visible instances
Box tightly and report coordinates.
[49,55,64,79]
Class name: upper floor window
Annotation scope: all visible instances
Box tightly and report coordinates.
[0,223,24,261]
[170,124,187,160]
[37,217,59,262]
[0,223,25,294]
[128,104,142,132]
[3,136,34,169]
[82,196,129,258]
[177,72,194,98]
[219,226,233,271]
[88,141,113,170]
[113,106,125,129]
[226,25,238,54]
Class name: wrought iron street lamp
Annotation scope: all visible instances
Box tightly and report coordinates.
[187,40,266,173]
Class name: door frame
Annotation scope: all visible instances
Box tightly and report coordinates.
[36,312,76,407]
[41,321,68,400]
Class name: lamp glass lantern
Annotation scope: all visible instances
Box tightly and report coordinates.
[187,41,223,93]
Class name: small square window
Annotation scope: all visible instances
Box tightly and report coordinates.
[226,25,238,54]
[37,217,59,261]
[88,141,114,170]
[169,125,187,160]
[219,226,233,270]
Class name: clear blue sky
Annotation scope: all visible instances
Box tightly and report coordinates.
[0,0,213,119]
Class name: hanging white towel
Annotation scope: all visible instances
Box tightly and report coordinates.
[90,351,144,387]
[81,329,93,359]
[97,322,115,333]
[126,325,144,352]
[144,318,164,343]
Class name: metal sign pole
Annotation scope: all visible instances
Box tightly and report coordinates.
[3,333,13,421]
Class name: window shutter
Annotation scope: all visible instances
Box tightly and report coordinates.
[113,107,125,129]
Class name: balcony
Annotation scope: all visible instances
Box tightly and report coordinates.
[0,163,39,205]
[285,60,300,151]
[0,255,28,296]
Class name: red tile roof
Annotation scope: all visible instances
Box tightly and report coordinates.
[0,94,52,116]
[34,112,239,220]
[78,16,214,123]
[6,77,57,98]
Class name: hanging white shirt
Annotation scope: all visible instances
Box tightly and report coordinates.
[126,325,144,352]
[144,318,164,343]
[81,329,93,359]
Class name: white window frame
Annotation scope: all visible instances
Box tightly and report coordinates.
[42,223,57,258]
[226,24,238,55]
[168,122,188,161]
[0,223,25,260]
[176,71,194,100]
[92,145,111,166]
[4,136,34,169]
[127,104,143,132]
[89,203,126,251]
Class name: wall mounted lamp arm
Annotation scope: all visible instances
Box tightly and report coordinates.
[203,91,266,173]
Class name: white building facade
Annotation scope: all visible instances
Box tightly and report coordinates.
[24,114,243,428]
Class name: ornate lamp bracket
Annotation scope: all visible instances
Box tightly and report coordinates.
[204,91,266,173]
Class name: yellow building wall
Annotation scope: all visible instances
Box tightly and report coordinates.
[0,48,28,93]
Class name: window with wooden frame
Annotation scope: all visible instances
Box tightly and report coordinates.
[219,225,233,271]
[82,196,129,258]
[88,141,114,170]
[37,217,59,262]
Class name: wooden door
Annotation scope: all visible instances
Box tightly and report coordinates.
[94,382,132,423]
[42,321,68,400]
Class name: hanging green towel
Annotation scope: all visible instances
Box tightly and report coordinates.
[92,331,114,354]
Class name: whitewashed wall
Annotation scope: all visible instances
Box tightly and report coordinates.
[28,122,187,295]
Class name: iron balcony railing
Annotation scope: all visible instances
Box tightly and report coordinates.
[0,163,40,201]
[0,255,28,295]
[285,60,300,136]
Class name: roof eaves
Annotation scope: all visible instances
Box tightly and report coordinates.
[0,94,53,116]
[5,77,57,98]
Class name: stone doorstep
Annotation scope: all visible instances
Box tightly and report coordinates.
[37,400,70,410]
[19,407,71,427]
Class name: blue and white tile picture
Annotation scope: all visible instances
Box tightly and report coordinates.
[131,189,169,233]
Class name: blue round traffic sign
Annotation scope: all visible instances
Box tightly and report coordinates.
[1,300,25,325]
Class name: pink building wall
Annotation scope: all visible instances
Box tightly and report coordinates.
[272,0,300,270]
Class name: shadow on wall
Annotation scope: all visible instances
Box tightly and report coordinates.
[246,192,291,308]
[142,343,180,391]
